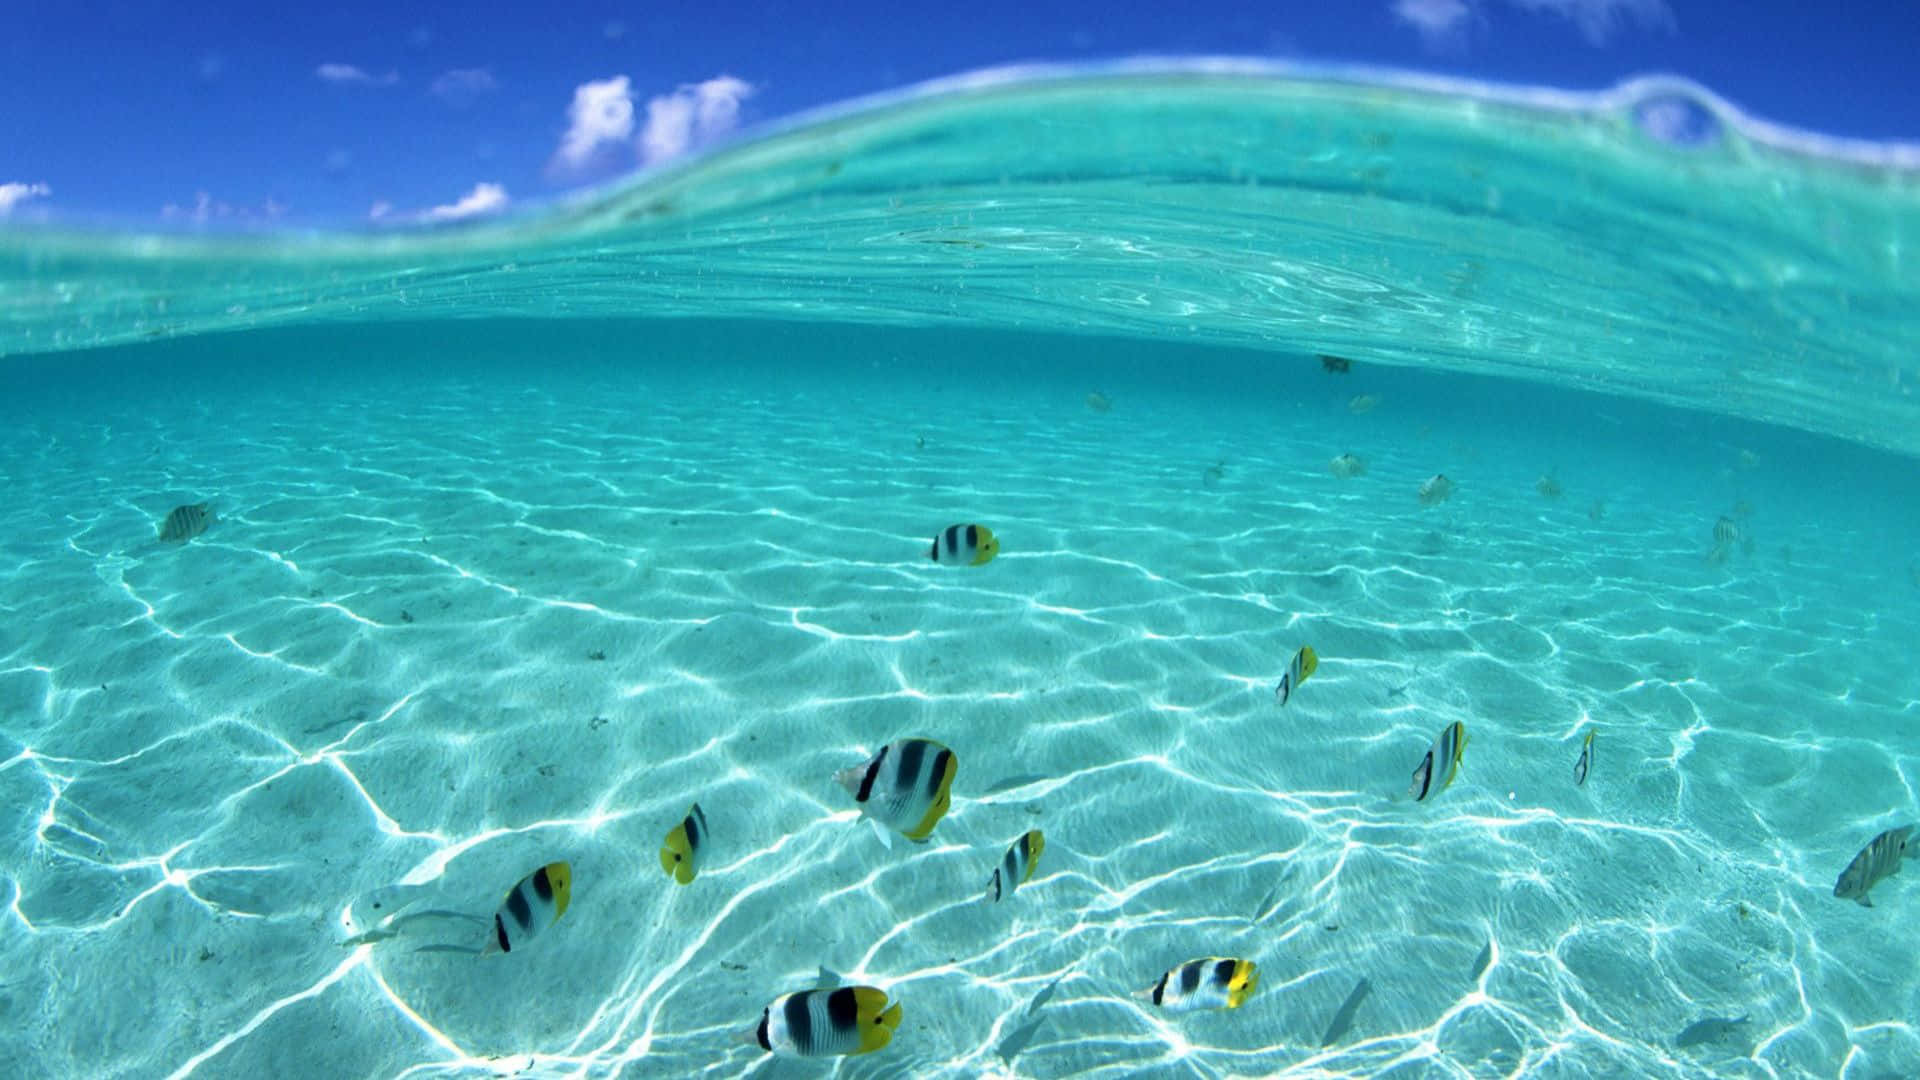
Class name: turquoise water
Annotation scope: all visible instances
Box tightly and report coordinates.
[3,65,1919,1079]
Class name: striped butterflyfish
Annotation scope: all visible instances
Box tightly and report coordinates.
[984,829,1045,903]
[929,523,999,566]
[1572,730,1595,787]
[659,803,708,885]
[1408,720,1468,803]
[485,862,571,954]
[158,501,215,542]
[1275,645,1318,707]
[748,986,902,1057]
[1135,957,1260,1013]
[834,737,958,843]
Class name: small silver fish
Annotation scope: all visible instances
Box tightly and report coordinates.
[1834,825,1914,907]
[158,501,214,542]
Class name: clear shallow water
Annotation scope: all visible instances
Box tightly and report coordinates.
[3,66,1919,1080]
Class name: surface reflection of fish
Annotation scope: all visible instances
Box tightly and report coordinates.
[1535,471,1561,498]
[1328,453,1366,478]
[158,501,215,542]
[746,986,902,1057]
[1408,721,1468,802]
[1347,394,1378,414]
[1418,474,1453,507]
[1572,730,1595,787]
[984,829,1044,903]
[1834,825,1914,906]
[1274,645,1317,707]
[1319,354,1353,374]
[1319,977,1370,1046]
[1136,957,1259,1013]
[659,803,708,885]
[835,737,958,845]
[930,523,999,566]
[1674,1013,1749,1049]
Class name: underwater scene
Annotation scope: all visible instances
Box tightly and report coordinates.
[3,66,1919,1079]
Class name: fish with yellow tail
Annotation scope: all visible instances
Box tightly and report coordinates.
[930,523,999,566]
[742,986,903,1057]
[835,737,958,847]
[1572,730,1595,787]
[1135,957,1260,1013]
[984,829,1045,903]
[1275,645,1318,707]
[400,862,573,956]
[1408,721,1468,802]
[659,803,708,885]
[1834,825,1915,907]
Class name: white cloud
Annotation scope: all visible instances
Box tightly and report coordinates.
[638,75,756,166]
[431,68,497,106]
[420,182,508,223]
[0,181,50,215]
[554,76,635,171]
[1393,0,1671,49]
[317,63,399,86]
[369,200,394,221]
[1393,0,1473,42]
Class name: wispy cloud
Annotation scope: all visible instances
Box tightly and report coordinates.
[431,68,497,106]
[316,62,399,86]
[638,76,756,166]
[0,181,51,216]
[1393,0,1672,49]
[160,191,287,224]
[553,75,636,172]
[420,182,508,223]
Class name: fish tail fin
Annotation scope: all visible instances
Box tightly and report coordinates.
[853,990,901,1053]
[1300,647,1318,680]
[1228,962,1260,1008]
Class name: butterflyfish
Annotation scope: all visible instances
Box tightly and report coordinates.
[659,803,708,885]
[1135,957,1259,1013]
[486,862,571,954]
[984,829,1044,903]
[929,523,999,566]
[1275,645,1318,707]
[1408,721,1468,802]
[747,986,902,1057]
[834,737,957,843]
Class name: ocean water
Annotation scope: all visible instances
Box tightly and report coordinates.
[2,65,1918,1080]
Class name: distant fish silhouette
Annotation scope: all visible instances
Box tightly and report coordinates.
[1418,474,1453,507]
[157,501,214,542]
[1320,977,1370,1046]
[1673,1013,1749,1049]
[1347,394,1378,415]
[1535,471,1561,498]
[1328,453,1366,478]
[1085,391,1112,413]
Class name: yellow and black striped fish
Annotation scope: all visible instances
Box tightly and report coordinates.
[486,862,571,954]
[1408,720,1468,803]
[659,803,708,885]
[1136,957,1259,1013]
[1572,730,1595,787]
[157,501,214,543]
[1275,645,1318,707]
[834,737,958,843]
[929,523,999,566]
[984,829,1045,903]
[749,986,902,1057]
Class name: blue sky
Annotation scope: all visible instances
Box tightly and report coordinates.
[4,1,1915,228]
